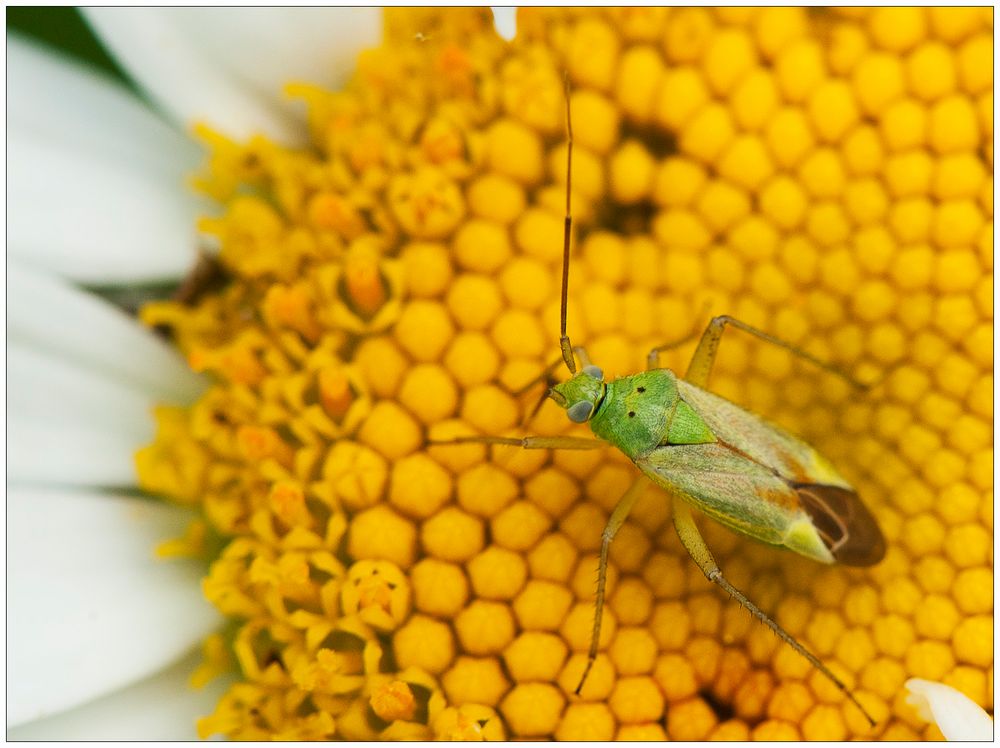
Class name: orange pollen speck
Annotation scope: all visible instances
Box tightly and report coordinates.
[357,576,394,614]
[318,367,354,419]
[269,482,309,525]
[237,425,291,466]
[451,713,486,740]
[345,255,388,315]
[264,284,322,341]
[217,347,267,386]
[370,680,417,722]
[421,122,464,163]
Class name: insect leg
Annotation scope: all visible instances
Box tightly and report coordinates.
[428,434,603,450]
[672,499,876,727]
[575,476,646,694]
[683,315,868,390]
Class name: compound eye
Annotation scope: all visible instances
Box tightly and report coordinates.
[567,401,594,423]
[582,365,603,381]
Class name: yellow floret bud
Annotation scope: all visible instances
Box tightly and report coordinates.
[957,33,993,94]
[555,702,615,741]
[753,719,802,741]
[393,614,455,675]
[609,675,665,724]
[653,66,710,131]
[681,103,736,163]
[388,452,453,519]
[500,683,566,737]
[808,79,860,143]
[616,45,664,122]
[347,505,417,569]
[399,241,453,299]
[421,505,485,562]
[609,140,656,204]
[491,500,551,552]
[929,94,981,154]
[354,336,408,399]
[455,599,516,655]
[953,616,992,667]
[393,300,455,363]
[500,256,552,311]
[433,704,506,740]
[704,28,757,95]
[486,118,543,185]
[411,558,469,618]
[802,704,848,741]
[664,695,717,740]
[514,579,574,631]
[467,173,526,225]
[868,7,927,52]
[442,656,510,708]
[503,631,568,682]
[775,39,826,104]
[514,206,565,263]
[853,52,905,115]
[357,400,422,461]
[453,219,512,274]
[445,274,502,333]
[906,639,955,681]
[609,627,658,676]
[468,546,527,600]
[610,575,653,625]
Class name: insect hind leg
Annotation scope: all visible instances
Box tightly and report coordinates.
[684,314,869,390]
[575,477,646,694]
[671,499,876,727]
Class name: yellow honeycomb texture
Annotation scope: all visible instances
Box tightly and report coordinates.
[138,7,993,740]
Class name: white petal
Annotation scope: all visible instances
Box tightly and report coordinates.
[8,342,155,444]
[84,8,303,143]
[905,678,994,741]
[491,7,518,41]
[8,131,203,283]
[8,416,140,488]
[7,648,233,740]
[166,8,381,108]
[7,33,201,183]
[7,262,204,404]
[7,487,221,727]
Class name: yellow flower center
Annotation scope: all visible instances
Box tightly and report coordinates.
[138,7,992,741]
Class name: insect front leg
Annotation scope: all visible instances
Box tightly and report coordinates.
[671,499,877,727]
[683,315,868,390]
[575,476,646,694]
[428,434,604,450]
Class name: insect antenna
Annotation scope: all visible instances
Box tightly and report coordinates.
[558,72,576,375]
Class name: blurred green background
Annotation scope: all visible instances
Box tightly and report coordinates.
[8,7,130,85]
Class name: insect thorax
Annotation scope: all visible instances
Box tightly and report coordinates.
[589,369,683,460]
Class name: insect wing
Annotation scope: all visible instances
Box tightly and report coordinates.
[675,379,852,490]
[638,443,826,565]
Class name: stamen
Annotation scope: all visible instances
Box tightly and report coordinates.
[317,366,354,419]
[370,680,417,722]
[344,249,388,316]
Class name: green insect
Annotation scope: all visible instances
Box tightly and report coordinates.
[435,80,885,727]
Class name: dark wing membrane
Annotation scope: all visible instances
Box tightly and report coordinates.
[794,483,886,567]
